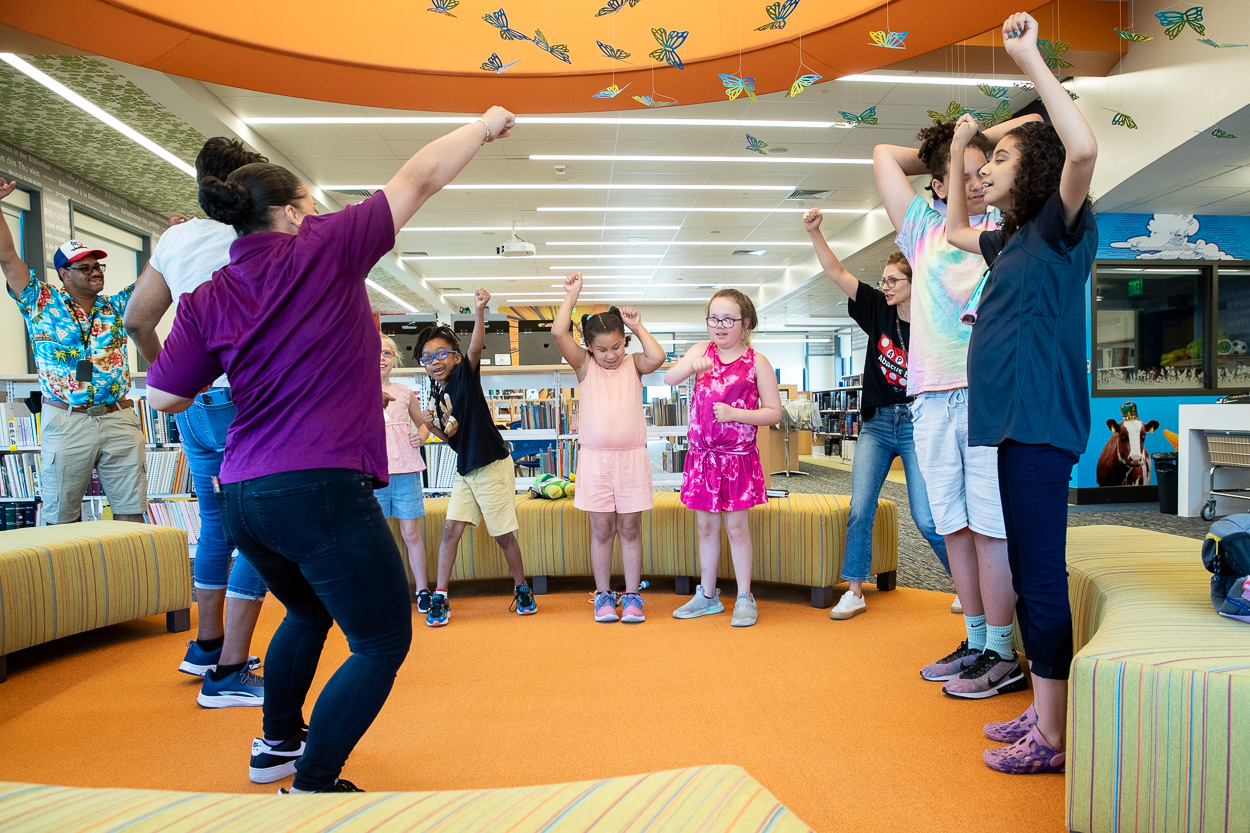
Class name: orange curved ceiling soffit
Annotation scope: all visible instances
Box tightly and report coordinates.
[3,0,1125,112]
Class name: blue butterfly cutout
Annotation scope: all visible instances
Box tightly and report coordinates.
[592,83,630,99]
[483,8,530,41]
[868,30,908,49]
[649,27,689,70]
[428,0,459,16]
[838,107,878,126]
[745,134,768,154]
[633,94,678,108]
[596,0,642,16]
[755,0,799,31]
[597,40,631,61]
[481,52,521,73]
[1155,6,1204,39]
[719,73,757,102]
[787,72,822,98]
[533,29,571,63]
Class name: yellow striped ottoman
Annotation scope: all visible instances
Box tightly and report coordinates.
[0,765,813,832]
[0,521,191,682]
[1065,525,1250,833]
[400,493,898,608]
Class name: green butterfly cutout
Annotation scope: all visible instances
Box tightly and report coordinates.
[838,106,878,126]
[1114,28,1153,42]
[1037,38,1073,70]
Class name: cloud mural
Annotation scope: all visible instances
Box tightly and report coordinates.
[1108,214,1237,260]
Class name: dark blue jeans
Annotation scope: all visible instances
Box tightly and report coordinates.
[220,468,412,790]
[997,441,1078,680]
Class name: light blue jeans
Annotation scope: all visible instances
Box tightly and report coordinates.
[843,403,949,582]
[176,388,267,600]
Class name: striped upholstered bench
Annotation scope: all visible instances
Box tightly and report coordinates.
[0,764,813,832]
[400,493,898,608]
[1065,526,1250,833]
[0,521,191,682]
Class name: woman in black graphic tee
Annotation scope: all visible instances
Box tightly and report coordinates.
[804,208,950,621]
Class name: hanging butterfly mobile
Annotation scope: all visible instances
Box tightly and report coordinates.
[596,0,642,16]
[533,29,571,63]
[755,0,799,31]
[633,95,678,108]
[838,106,878,126]
[482,8,530,40]
[977,84,1010,100]
[1108,110,1138,129]
[592,83,630,99]
[1209,128,1237,138]
[1037,38,1073,70]
[1197,38,1247,48]
[480,52,521,73]
[868,30,908,49]
[928,100,1011,128]
[649,27,689,70]
[787,72,822,98]
[1113,28,1153,42]
[428,0,459,16]
[719,74,757,102]
[1154,6,1204,39]
[745,134,769,154]
[596,40,631,60]
[1013,81,1078,100]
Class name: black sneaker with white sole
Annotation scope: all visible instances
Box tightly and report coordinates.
[249,729,306,784]
[279,778,364,794]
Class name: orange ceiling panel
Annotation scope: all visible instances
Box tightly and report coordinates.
[1,0,1124,112]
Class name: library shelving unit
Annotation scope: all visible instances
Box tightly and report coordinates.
[811,375,862,462]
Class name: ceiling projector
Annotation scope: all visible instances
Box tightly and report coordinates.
[496,226,535,257]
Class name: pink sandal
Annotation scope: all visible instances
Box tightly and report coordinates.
[983,725,1065,774]
[984,703,1038,743]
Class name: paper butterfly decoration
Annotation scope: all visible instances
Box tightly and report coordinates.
[720,74,757,102]
[1037,38,1073,69]
[481,52,521,73]
[596,0,642,17]
[928,101,975,122]
[533,29,571,63]
[838,106,878,126]
[1013,81,1079,100]
[592,83,630,99]
[976,99,1012,127]
[649,28,689,70]
[632,95,678,108]
[1210,128,1237,138]
[978,84,1010,100]
[428,0,459,16]
[755,0,799,31]
[1198,38,1247,48]
[483,8,530,40]
[1109,110,1138,129]
[869,30,908,49]
[596,40,631,60]
[745,134,768,154]
[1114,28,1153,42]
[1155,6,1204,39]
[787,72,822,98]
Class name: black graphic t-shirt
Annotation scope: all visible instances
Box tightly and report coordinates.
[847,281,911,423]
[435,359,511,476]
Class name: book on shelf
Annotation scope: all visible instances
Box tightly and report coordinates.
[1,501,39,530]
[1,452,41,499]
[145,498,201,545]
[145,449,193,496]
[1,401,40,446]
[529,440,577,479]
[136,398,181,445]
[646,396,689,427]
[422,442,458,490]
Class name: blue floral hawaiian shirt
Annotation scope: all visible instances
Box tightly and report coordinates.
[8,278,135,407]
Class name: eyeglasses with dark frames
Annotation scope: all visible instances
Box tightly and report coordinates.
[66,263,106,275]
[706,316,743,328]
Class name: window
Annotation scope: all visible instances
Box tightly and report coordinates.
[1,183,43,375]
[1217,268,1250,390]
[69,205,151,372]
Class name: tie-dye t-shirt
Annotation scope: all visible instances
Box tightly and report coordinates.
[895,195,1001,395]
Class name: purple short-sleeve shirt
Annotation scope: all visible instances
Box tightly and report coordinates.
[147,191,395,485]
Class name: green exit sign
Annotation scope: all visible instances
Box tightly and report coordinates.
[1128,278,1144,296]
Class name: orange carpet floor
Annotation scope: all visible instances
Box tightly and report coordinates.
[0,579,1064,832]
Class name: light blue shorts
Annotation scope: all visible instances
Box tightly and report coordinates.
[910,389,1005,539]
[375,471,426,520]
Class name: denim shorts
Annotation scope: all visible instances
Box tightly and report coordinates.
[374,471,426,520]
[910,389,1005,539]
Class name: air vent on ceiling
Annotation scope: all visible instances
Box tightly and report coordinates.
[785,188,832,200]
[401,251,430,257]
[331,189,375,198]
[731,249,767,256]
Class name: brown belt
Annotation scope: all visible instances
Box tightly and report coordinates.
[47,398,134,417]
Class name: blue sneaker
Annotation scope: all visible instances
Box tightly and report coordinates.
[197,667,265,708]
[178,640,260,677]
[1218,576,1250,623]
[511,583,537,615]
[427,593,450,628]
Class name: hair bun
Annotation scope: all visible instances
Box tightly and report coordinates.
[607,306,621,317]
[198,176,253,226]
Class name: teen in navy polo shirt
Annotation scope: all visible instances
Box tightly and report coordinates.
[945,12,1099,776]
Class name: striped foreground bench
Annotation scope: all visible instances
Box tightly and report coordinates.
[398,493,898,608]
[0,765,813,832]
[1065,525,1250,833]
[0,521,191,682]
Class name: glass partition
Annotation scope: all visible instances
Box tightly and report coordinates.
[1217,267,1250,390]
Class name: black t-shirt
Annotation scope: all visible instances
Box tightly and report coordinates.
[434,359,511,476]
[847,281,911,422]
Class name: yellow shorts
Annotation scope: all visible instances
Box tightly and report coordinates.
[446,456,519,537]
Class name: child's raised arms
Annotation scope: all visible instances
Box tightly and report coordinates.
[552,272,590,380]
[663,341,713,386]
[619,306,667,376]
[466,288,490,370]
[945,114,989,254]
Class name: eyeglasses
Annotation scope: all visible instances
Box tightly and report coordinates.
[877,276,910,290]
[418,349,460,365]
[706,316,743,328]
[380,350,396,358]
[66,263,106,275]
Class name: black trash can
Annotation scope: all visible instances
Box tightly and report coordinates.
[1153,451,1179,515]
[824,435,835,456]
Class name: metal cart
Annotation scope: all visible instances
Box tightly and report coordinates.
[1201,430,1250,520]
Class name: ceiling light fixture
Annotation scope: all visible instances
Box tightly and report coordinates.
[838,72,1024,87]
[545,240,811,247]
[530,154,872,165]
[549,283,754,288]
[333,184,795,192]
[245,116,844,129]
[0,53,196,178]
[401,254,666,261]
[401,225,682,232]
[548,264,781,270]
[504,297,698,303]
[364,279,418,312]
[537,207,864,214]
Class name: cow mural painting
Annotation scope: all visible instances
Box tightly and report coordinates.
[1096,400,1160,487]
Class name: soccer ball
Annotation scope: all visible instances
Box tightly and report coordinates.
[1231,340,1248,355]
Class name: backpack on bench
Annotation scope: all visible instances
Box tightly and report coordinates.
[1201,514,1250,622]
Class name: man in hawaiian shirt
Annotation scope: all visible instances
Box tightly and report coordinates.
[2,179,146,524]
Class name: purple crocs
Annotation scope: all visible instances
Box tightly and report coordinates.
[985,704,1039,743]
[983,725,1065,774]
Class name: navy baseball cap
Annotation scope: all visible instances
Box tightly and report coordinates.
[54,240,107,271]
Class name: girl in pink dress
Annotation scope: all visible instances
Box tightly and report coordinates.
[553,273,667,624]
[664,289,782,627]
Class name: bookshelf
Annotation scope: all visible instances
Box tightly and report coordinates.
[811,376,863,461]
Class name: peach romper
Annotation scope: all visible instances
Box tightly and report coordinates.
[573,356,654,514]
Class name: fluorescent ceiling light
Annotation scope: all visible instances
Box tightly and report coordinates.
[246,116,843,129]
[550,264,781,270]
[0,53,196,178]
[365,278,418,312]
[531,154,871,165]
[504,297,698,303]
[340,184,794,192]
[550,283,753,288]
[545,240,811,247]
[537,207,864,214]
[402,225,682,232]
[839,73,1024,87]
[425,276,554,282]
[401,254,665,261]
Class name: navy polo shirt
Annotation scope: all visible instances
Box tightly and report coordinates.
[967,192,1098,455]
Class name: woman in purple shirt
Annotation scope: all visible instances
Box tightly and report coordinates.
[147,107,516,793]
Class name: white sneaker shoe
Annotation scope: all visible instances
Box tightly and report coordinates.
[830,590,866,620]
[950,595,963,614]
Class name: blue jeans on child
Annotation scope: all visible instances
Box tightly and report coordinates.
[176,388,266,600]
[219,468,412,791]
[843,403,949,583]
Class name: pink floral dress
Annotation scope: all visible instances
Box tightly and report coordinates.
[680,343,767,512]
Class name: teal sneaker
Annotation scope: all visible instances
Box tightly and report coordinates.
[673,586,723,619]
[511,583,538,616]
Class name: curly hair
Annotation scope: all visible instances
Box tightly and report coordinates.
[885,250,912,279]
[414,324,460,358]
[997,122,1066,238]
[917,120,992,197]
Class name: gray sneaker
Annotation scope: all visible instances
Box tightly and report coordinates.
[731,593,757,627]
[673,586,724,619]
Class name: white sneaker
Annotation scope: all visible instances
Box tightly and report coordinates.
[830,590,866,620]
[950,595,963,614]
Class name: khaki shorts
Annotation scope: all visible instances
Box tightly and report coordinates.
[40,405,147,523]
[446,456,519,537]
